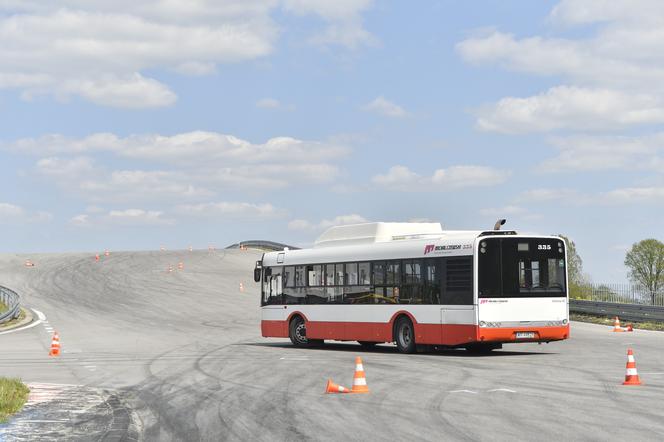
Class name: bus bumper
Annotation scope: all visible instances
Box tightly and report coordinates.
[477,324,570,343]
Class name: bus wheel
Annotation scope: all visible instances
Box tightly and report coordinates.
[358,341,377,348]
[395,317,416,354]
[289,316,309,347]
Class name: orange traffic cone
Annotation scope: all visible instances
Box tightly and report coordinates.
[622,349,642,385]
[95,254,100,262]
[49,332,61,356]
[104,250,110,257]
[239,282,244,292]
[325,379,350,394]
[25,259,34,267]
[167,265,173,273]
[612,316,624,332]
[626,324,634,332]
[350,356,369,393]
[178,262,184,270]
[189,246,193,252]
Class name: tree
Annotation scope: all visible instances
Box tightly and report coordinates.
[558,234,584,284]
[558,234,588,299]
[624,239,664,304]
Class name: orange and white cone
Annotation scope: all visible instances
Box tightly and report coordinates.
[325,379,350,394]
[178,262,184,270]
[104,250,110,257]
[612,316,624,332]
[622,348,642,385]
[189,246,193,252]
[25,259,34,267]
[49,332,61,356]
[350,356,369,393]
[239,282,244,292]
[95,254,100,262]
[167,264,173,273]
[625,323,634,332]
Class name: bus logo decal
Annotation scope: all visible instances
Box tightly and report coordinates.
[424,244,435,255]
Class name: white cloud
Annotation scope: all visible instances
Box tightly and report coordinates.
[362,96,408,118]
[288,213,368,231]
[517,188,582,203]
[0,202,53,223]
[256,97,281,109]
[255,97,295,111]
[0,5,277,107]
[479,205,542,221]
[10,131,349,204]
[0,1,376,107]
[372,165,510,191]
[457,1,664,132]
[69,214,90,227]
[541,133,664,172]
[475,86,664,133]
[71,74,177,108]
[176,201,285,218]
[599,187,664,204]
[0,202,25,217]
[515,186,664,206]
[282,0,376,48]
[35,158,214,203]
[106,209,175,226]
[7,131,349,165]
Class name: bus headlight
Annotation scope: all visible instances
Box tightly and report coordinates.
[562,319,568,325]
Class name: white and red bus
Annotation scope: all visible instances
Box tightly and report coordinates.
[255,221,569,353]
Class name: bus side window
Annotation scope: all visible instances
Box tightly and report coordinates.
[442,256,473,305]
[423,259,440,304]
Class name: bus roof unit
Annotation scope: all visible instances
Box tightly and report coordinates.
[314,222,445,248]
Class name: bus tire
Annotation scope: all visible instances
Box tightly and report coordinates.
[289,316,309,347]
[358,341,377,348]
[394,317,416,354]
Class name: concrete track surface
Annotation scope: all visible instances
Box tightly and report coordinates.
[1,249,664,441]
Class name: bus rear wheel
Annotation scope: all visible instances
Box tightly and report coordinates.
[395,317,416,354]
[289,316,323,347]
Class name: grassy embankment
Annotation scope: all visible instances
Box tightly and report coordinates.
[0,300,26,329]
[0,378,30,423]
[571,312,664,331]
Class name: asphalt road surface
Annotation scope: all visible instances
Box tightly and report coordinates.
[1,249,664,441]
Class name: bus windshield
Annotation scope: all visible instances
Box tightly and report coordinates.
[478,237,566,298]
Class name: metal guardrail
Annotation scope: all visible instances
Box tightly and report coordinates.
[0,285,21,324]
[570,299,664,322]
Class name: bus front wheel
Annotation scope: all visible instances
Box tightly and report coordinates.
[395,317,416,354]
[289,316,308,347]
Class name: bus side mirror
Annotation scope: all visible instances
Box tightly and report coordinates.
[254,268,261,282]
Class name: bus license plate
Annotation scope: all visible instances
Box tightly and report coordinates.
[516,332,535,339]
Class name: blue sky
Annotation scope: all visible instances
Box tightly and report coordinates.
[1,0,662,283]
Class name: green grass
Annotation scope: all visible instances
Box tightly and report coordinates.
[571,312,664,331]
[0,378,30,423]
[0,307,26,330]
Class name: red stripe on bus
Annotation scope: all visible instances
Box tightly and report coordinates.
[262,320,569,345]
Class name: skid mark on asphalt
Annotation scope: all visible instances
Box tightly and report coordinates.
[0,383,139,441]
[449,388,517,394]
